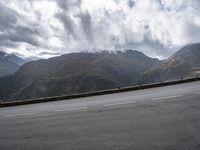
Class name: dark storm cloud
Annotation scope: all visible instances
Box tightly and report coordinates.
[3,26,42,46]
[55,0,94,42]
[0,3,20,35]
[0,2,18,31]
[56,0,82,10]
[55,13,78,39]
[0,37,18,48]
[78,10,93,42]
[128,0,135,8]
[0,1,50,54]
[54,0,84,40]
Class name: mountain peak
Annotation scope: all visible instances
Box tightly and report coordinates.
[145,43,200,82]
[0,51,26,77]
[175,43,200,56]
[181,43,200,49]
[0,51,9,59]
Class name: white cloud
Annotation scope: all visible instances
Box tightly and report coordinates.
[0,0,199,59]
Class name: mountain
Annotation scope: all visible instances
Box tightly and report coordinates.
[0,51,26,77]
[1,43,199,102]
[0,50,160,101]
[144,43,200,82]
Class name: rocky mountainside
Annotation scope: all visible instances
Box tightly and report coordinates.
[144,43,200,82]
[0,50,160,101]
[1,43,199,102]
[0,51,25,77]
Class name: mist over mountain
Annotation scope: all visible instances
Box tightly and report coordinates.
[0,51,25,77]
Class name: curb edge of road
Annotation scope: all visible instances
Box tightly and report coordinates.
[0,77,200,107]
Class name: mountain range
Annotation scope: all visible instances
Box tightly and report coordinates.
[0,43,199,101]
[0,51,25,78]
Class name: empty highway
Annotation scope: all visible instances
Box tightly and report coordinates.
[0,81,200,150]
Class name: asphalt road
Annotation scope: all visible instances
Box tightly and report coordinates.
[0,81,200,150]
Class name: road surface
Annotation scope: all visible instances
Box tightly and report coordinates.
[0,81,200,150]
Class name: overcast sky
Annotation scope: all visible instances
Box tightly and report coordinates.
[0,0,200,59]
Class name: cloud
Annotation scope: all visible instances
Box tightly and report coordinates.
[0,0,200,59]
[78,10,93,42]
[56,12,78,39]
[0,2,18,31]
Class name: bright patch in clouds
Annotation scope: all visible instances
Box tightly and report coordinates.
[0,0,200,59]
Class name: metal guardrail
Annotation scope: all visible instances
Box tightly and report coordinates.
[0,76,200,107]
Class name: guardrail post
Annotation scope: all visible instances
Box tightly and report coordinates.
[0,94,2,104]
